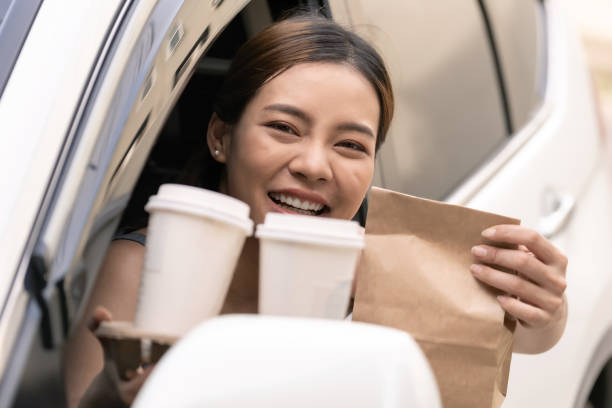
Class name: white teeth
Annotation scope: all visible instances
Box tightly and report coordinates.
[270,192,324,212]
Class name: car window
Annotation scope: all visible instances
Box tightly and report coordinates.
[115,0,330,231]
[330,1,508,200]
[483,0,546,133]
[5,1,250,406]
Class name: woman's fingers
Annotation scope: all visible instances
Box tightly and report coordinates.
[471,244,566,295]
[117,364,155,405]
[83,305,154,405]
[87,306,113,332]
[470,264,562,313]
[481,225,567,268]
[473,224,569,332]
[496,295,552,328]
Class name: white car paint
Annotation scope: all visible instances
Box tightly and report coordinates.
[0,0,124,381]
[0,0,609,406]
[454,2,612,406]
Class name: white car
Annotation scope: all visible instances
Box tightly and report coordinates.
[0,0,609,407]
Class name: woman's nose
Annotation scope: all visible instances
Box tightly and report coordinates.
[288,143,333,183]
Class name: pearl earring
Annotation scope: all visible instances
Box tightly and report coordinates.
[214,149,220,156]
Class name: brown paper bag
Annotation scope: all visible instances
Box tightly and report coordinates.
[353,187,520,408]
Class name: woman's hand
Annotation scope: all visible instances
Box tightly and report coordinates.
[78,306,154,407]
[469,224,568,353]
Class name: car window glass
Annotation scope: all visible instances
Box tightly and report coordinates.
[483,0,545,133]
[330,1,508,200]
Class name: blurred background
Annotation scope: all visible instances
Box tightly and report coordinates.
[569,0,612,153]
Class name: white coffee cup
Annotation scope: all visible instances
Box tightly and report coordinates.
[133,184,253,337]
[255,213,364,319]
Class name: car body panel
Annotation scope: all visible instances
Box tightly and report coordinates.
[0,1,251,404]
[0,0,125,376]
[333,0,611,406]
[504,158,612,406]
[0,0,124,305]
[444,2,609,406]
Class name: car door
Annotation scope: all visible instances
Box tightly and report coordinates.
[0,0,250,406]
[330,1,509,201]
[467,2,612,407]
[329,0,612,407]
[0,1,128,405]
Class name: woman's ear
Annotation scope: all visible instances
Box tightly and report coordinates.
[206,112,231,163]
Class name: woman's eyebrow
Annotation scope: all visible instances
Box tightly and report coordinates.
[264,104,312,124]
[264,104,374,138]
[336,123,375,138]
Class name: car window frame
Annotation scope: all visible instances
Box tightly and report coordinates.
[0,0,134,404]
[1,1,254,405]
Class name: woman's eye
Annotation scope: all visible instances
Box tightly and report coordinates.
[337,140,367,153]
[267,122,298,135]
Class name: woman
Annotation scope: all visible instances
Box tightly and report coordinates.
[65,14,568,407]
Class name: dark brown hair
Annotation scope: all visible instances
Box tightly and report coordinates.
[119,15,392,231]
[214,15,394,151]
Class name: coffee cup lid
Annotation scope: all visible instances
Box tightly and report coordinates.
[255,213,364,248]
[145,184,253,234]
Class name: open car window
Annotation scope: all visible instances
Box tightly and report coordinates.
[5,1,331,405]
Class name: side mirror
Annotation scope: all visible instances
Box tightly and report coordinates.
[133,315,441,407]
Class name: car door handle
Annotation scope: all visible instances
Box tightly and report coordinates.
[538,194,576,238]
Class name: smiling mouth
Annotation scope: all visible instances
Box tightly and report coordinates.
[268,192,328,216]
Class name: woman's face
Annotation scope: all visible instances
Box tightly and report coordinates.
[211,62,380,225]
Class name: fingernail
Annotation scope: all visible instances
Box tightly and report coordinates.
[482,228,496,238]
[470,264,483,275]
[497,295,508,303]
[471,246,487,257]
